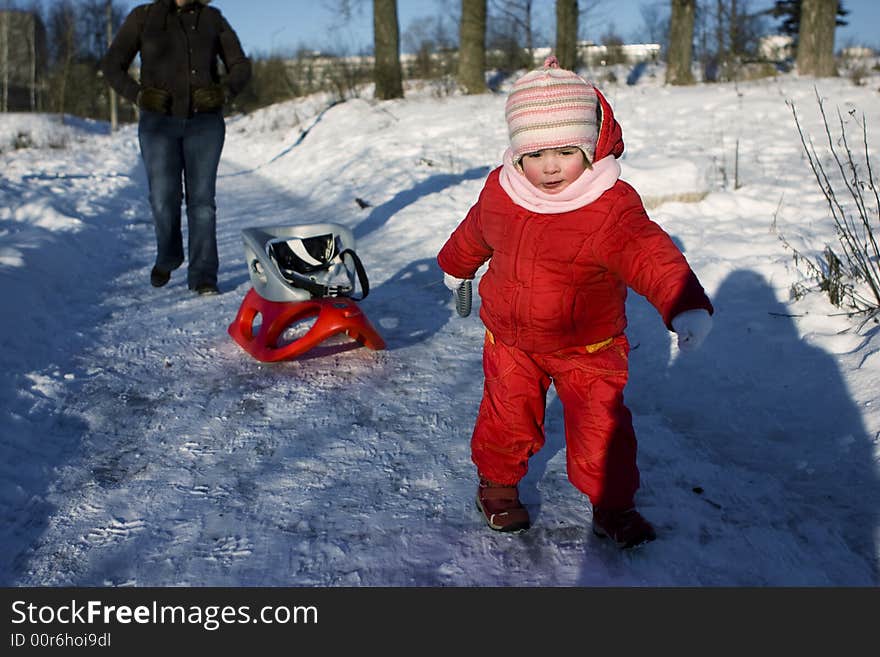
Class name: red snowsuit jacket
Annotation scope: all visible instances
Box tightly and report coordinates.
[437,89,714,354]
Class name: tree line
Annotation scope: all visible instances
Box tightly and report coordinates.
[0,0,128,117]
[0,0,849,120]
[253,0,850,106]
[666,0,846,84]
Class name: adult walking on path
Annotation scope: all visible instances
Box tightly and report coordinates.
[101,0,252,296]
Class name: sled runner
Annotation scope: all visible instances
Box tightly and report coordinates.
[228,223,386,361]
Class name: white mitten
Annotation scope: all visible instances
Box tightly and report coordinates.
[443,273,465,291]
[671,309,713,352]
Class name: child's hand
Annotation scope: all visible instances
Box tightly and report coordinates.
[443,273,466,291]
[672,309,713,352]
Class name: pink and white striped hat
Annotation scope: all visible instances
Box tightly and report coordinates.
[505,56,599,166]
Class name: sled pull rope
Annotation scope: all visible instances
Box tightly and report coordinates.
[274,248,370,300]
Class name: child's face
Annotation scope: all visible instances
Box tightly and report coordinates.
[520,147,588,194]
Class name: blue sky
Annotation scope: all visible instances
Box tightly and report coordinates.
[210,0,880,57]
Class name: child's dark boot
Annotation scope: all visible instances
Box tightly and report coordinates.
[592,506,656,548]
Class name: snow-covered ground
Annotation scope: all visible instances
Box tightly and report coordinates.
[2,69,879,586]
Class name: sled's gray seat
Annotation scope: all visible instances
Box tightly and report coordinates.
[240,223,359,303]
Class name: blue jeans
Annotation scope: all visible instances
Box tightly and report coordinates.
[138,111,225,288]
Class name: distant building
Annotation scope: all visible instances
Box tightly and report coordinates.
[758,34,875,62]
[274,40,664,97]
[840,46,875,59]
[532,43,661,67]
[0,9,48,112]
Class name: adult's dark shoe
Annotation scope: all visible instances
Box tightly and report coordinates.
[150,266,171,288]
[194,283,219,296]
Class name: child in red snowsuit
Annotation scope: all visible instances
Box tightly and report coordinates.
[437,57,714,548]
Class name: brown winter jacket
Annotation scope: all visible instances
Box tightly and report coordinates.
[100,0,251,118]
[437,88,714,354]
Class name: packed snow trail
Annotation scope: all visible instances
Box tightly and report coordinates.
[2,79,878,585]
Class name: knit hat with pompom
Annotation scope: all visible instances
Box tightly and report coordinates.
[505,55,599,166]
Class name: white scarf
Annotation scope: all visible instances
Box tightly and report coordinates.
[498,148,621,214]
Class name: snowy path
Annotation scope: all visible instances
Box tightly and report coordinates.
[2,77,879,586]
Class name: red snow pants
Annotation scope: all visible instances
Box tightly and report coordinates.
[471,331,640,510]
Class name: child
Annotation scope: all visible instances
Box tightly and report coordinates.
[437,56,714,549]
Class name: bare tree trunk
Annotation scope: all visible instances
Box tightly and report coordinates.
[30,16,36,110]
[666,0,696,85]
[458,0,487,94]
[523,0,534,59]
[715,0,726,68]
[373,0,403,100]
[106,0,117,130]
[797,0,838,77]
[555,0,578,70]
[729,0,738,55]
[1,6,8,112]
[58,13,76,117]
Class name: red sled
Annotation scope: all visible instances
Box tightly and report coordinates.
[228,288,386,362]
[228,223,386,362]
